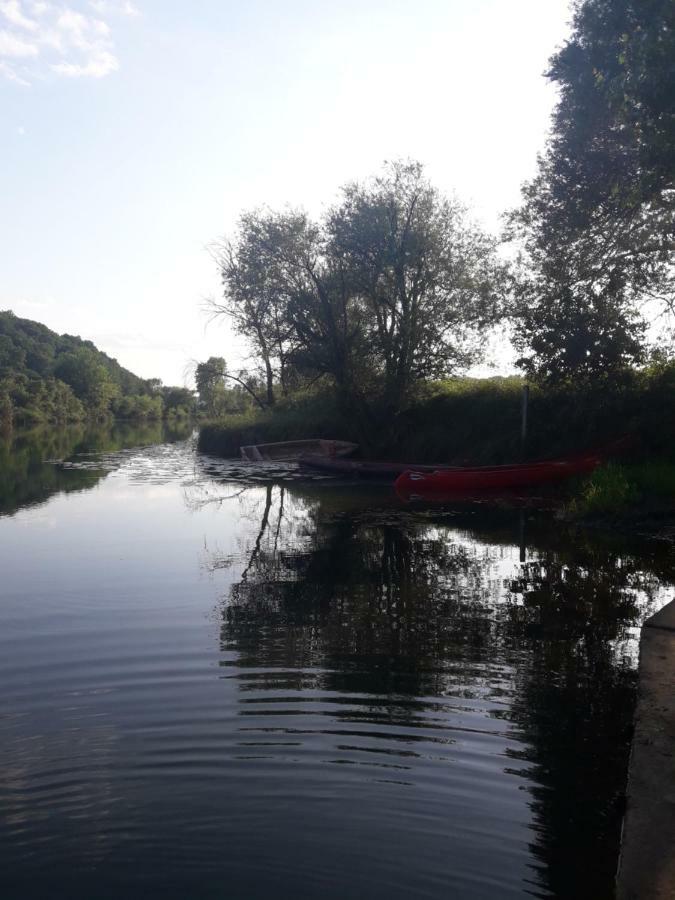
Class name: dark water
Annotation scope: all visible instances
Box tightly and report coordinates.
[0,426,673,899]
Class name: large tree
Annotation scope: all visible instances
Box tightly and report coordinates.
[510,0,675,383]
[210,211,306,406]
[327,161,505,412]
[211,162,505,420]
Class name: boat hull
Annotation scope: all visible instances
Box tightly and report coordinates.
[394,455,600,492]
[298,455,447,478]
[240,439,358,462]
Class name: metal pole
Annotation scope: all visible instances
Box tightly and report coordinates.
[521,384,529,454]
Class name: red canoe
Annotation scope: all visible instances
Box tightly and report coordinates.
[394,454,600,492]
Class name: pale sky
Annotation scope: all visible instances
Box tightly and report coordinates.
[1,0,572,386]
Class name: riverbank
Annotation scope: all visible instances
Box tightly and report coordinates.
[198,376,675,532]
[198,370,675,461]
[617,599,675,899]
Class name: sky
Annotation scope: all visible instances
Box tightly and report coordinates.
[1,0,572,386]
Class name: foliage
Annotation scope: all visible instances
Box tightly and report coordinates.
[199,362,675,465]
[566,459,675,519]
[194,356,260,416]
[211,161,507,424]
[54,348,120,413]
[567,464,640,516]
[195,357,227,416]
[629,462,675,498]
[112,394,163,420]
[198,388,354,457]
[509,0,675,384]
[161,385,197,419]
[0,387,13,429]
[0,310,192,426]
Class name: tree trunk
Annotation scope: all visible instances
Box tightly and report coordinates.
[263,353,275,406]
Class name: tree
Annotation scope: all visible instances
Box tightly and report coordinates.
[210,162,506,423]
[509,0,675,383]
[162,386,196,419]
[326,161,505,412]
[195,357,227,417]
[211,211,305,406]
[53,349,118,415]
[0,387,12,429]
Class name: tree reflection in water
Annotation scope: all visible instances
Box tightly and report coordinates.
[207,482,673,899]
[0,421,192,517]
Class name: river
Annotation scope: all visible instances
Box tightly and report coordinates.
[0,425,672,899]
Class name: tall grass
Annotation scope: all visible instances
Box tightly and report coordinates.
[566,465,639,516]
[566,461,675,518]
[198,390,358,457]
[198,363,675,467]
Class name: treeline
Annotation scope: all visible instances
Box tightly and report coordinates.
[203,0,674,442]
[0,311,195,429]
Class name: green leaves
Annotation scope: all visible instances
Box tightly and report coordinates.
[509,0,675,384]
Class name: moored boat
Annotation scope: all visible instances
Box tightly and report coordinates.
[394,454,600,492]
[240,439,358,462]
[298,455,451,478]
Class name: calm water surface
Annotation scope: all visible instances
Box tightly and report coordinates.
[0,425,673,899]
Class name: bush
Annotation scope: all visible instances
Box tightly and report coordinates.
[567,464,640,517]
[198,389,356,456]
[197,363,675,466]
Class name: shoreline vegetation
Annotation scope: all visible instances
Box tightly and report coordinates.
[197,370,675,533]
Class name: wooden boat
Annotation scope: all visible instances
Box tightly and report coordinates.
[394,453,600,492]
[240,439,358,462]
[299,455,454,478]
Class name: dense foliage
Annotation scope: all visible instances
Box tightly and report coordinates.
[194,356,260,417]
[210,161,507,429]
[0,311,194,427]
[198,357,675,463]
[509,0,675,383]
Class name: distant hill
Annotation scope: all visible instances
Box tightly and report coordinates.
[0,310,148,392]
[0,310,193,427]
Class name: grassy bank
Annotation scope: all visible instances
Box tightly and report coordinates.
[198,365,675,465]
[565,462,675,521]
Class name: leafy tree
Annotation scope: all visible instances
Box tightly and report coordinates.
[112,394,164,420]
[509,0,675,383]
[54,349,119,414]
[162,386,196,419]
[211,162,505,422]
[0,387,12,429]
[211,213,303,405]
[327,161,505,412]
[195,357,227,417]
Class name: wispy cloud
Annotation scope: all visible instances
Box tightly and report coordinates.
[89,0,139,16]
[1,1,37,30]
[0,57,29,82]
[0,0,139,84]
[0,28,38,56]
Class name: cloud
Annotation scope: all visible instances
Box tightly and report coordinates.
[0,28,37,55]
[89,0,138,16]
[52,48,117,77]
[0,1,37,30]
[0,57,29,82]
[0,0,138,84]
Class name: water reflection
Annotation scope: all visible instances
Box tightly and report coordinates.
[1,435,673,899]
[0,421,192,517]
[208,482,673,899]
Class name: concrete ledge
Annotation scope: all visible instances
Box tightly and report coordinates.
[616,599,675,900]
[646,600,675,633]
